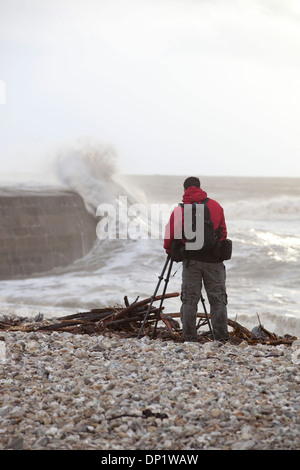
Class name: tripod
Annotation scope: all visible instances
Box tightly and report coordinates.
[137,255,173,339]
[137,254,214,340]
[199,293,215,341]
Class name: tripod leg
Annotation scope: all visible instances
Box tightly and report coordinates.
[137,255,170,339]
[200,292,215,341]
[152,259,174,338]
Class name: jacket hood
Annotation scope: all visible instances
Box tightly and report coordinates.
[182,186,208,204]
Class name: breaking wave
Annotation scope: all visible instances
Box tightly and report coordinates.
[55,138,142,214]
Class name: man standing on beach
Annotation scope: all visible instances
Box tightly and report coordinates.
[164,176,230,343]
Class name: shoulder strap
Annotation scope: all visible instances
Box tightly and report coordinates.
[179,199,209,206]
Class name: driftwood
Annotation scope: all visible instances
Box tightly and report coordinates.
[0,293,181,339]
[0,293,297,345]
[168,312,297,345]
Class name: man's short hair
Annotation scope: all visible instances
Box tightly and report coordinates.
[183,176,201,190]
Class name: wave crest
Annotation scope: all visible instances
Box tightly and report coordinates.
[55,138,118,213]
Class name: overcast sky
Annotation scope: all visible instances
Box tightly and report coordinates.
[1,0,300,180]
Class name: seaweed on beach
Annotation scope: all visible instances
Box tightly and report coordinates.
[0,292,297,346]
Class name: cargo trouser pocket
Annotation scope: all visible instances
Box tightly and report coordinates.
[203,262,227,307]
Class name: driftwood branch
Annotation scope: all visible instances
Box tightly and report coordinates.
[110,293,180,321]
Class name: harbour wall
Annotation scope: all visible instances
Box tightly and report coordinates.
[0,187,97,279]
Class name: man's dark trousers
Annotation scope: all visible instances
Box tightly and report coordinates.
[180,259,230,342]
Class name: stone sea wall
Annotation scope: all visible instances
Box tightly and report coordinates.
[0,188,97,279]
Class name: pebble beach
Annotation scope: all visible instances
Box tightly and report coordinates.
[1,329,300,451]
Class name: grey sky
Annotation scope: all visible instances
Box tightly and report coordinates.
[0,0,300,180]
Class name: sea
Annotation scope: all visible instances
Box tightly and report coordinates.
[1,158,300,338]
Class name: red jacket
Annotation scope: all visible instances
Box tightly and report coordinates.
[163,186,227,253]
